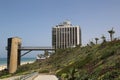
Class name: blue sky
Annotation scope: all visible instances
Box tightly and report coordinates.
[0,0,120,57]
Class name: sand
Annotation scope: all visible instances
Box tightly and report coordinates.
[20,61,34,65]
[0,61,34,71]
[0,65,7,71]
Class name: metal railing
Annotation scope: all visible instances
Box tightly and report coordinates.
[20,46,55,51]
[14,72,39,80]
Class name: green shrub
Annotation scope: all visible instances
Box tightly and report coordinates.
[99,70,120,80]
[61,73,68,80]
[115,62,120,68]
[101,50,115,60]
[39,69,49,73]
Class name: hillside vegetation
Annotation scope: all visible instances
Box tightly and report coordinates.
[17,40,120,80]
[0,40,120,79]
[56,40,120,80]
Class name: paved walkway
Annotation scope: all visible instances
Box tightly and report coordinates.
[34,74,58,80]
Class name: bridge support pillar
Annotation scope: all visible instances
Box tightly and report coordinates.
[7,37,21,73]
[17,49,21,66]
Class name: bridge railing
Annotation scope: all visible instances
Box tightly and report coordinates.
[19,46,55,50]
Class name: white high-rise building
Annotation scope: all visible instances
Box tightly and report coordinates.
[52,20,81,49]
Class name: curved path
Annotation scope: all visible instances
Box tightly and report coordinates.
[34,74,58,80]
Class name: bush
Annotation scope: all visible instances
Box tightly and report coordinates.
[39,69,49,73]
[101,50,115,60]
[61,73,68,80]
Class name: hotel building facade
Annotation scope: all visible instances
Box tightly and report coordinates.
[52,21,81,49]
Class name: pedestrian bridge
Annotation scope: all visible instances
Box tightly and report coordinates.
[6,37,55,74]
[20,46,55,57]
[20,46,55,51]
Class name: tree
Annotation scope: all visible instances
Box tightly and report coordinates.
[95,38,99,44]
[101,35,106,43]
[108,28,115,41]
[44,50,49,58]
[90,41,95,46]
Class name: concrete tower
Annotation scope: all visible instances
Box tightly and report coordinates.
[7,37,21,73]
